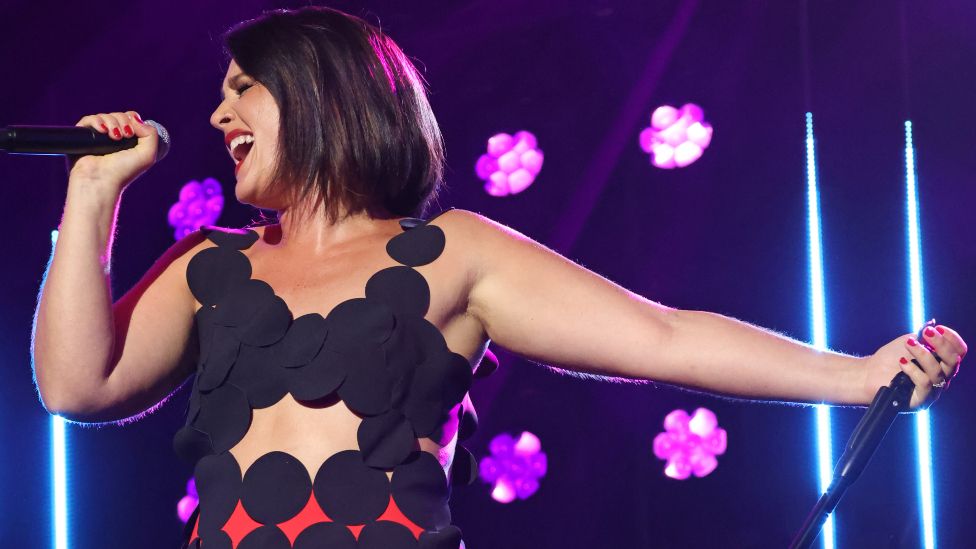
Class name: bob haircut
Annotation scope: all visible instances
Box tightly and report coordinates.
[224,7,444,221]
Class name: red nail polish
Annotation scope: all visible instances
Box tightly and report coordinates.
[124,125,133,136]
[112,128,121,138]
[900,357,908,364]
[100,124,108,132]
[907,338,917,347]
[936,326,946,335]
[133,113,144,124]
[924,328,936,338]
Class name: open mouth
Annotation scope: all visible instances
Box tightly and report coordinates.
[229,134,254,168]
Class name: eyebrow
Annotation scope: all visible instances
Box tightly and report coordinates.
[219,73,248,100]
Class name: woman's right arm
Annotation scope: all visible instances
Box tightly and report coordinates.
[32,111,207,423]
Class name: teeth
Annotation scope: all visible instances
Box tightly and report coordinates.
[229,134,254,161]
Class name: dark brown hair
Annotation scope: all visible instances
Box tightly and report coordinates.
[224,7,444,221]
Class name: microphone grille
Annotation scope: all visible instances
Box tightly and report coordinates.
[144,120,171,161]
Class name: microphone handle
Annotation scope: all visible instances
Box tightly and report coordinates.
[0,126,137,155]
[832,371,914,482]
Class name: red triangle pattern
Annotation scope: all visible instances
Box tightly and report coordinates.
[186,492,426,547]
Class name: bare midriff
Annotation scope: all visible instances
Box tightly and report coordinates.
[228,394,460,481]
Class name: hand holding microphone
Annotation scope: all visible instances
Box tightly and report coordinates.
[66,112,166,196]
[0,111,170,198]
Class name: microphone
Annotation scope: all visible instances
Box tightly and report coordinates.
[789,319,938,548]
[0,120,171,161]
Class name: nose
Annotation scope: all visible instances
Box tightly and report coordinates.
[209,99,234,130]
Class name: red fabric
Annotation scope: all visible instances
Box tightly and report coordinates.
[187,493,426,548]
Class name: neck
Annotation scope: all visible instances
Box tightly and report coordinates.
[271,200,397,253]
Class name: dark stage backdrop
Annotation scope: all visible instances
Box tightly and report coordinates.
[2,1,973,547]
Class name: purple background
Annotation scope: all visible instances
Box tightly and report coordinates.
[2,1,974,547]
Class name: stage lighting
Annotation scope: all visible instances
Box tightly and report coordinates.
[479,431,548,503]
[639,104,713,169]
[168,178,224,239]
[475,131,544,196]
[177,477,198,524]
[652,408,727,480]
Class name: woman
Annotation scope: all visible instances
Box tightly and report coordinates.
[31,6,965,549]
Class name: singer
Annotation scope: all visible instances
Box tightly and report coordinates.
[30,6,966,549]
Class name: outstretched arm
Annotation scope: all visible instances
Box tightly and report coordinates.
[443,210,965,408]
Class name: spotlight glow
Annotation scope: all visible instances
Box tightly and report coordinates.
[652,408,727,480]
[475,131,544,197]
[904,120,936,549]
[479,432,547,503]
[177,477,198,523]
[168,178,224,240]
[804,113,835,549]
[639,103,713,169]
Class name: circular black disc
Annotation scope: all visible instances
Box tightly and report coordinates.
[194,383,252,453]
[201,226,259,249]
[313,450,391,525]
[390,452,451,530]
[279,313,328,368]
[186,247,252,306]
[364,266,431,317]
[237,525,291,549]
[241,451,312,524]
[358,521,418,549]
[193,452,242,537]
[386,224,446,267]
[418,526,464,549]
[358,409,418,469]
[292,522,358,549]
[173,425,214,465]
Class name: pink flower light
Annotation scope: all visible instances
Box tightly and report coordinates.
[168,178,224,240]
[177,477,198,523]
[653,408,727,480]
[475,131,544,196]
[639,104,713,169]
[479,431,548,503]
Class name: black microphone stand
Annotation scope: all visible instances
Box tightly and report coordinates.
[789,322,934,548]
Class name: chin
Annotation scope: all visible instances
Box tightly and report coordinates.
[235,185,288,212]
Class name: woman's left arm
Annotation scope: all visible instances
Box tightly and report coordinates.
[442,210,965,408]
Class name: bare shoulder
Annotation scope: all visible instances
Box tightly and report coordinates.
[426,208,529,252]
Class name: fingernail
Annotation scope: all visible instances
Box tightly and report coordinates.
[924,328,936,338]
[937,326,946,335]
[907,338,917,347]
[133,113,144,124]
[100,124,109,132]
[113,128,121,138]
[900,357,908,364]
[124,125,133,137]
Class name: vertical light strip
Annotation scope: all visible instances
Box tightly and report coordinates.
[805,113,835,548]
[51,415,68,549]
[904,121,936,549]
[805,113,835,549]
[49,229,69,549]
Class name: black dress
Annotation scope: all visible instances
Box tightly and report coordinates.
[174,211,484,548]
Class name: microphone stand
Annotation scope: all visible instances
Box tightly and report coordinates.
[789,322,934,548]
